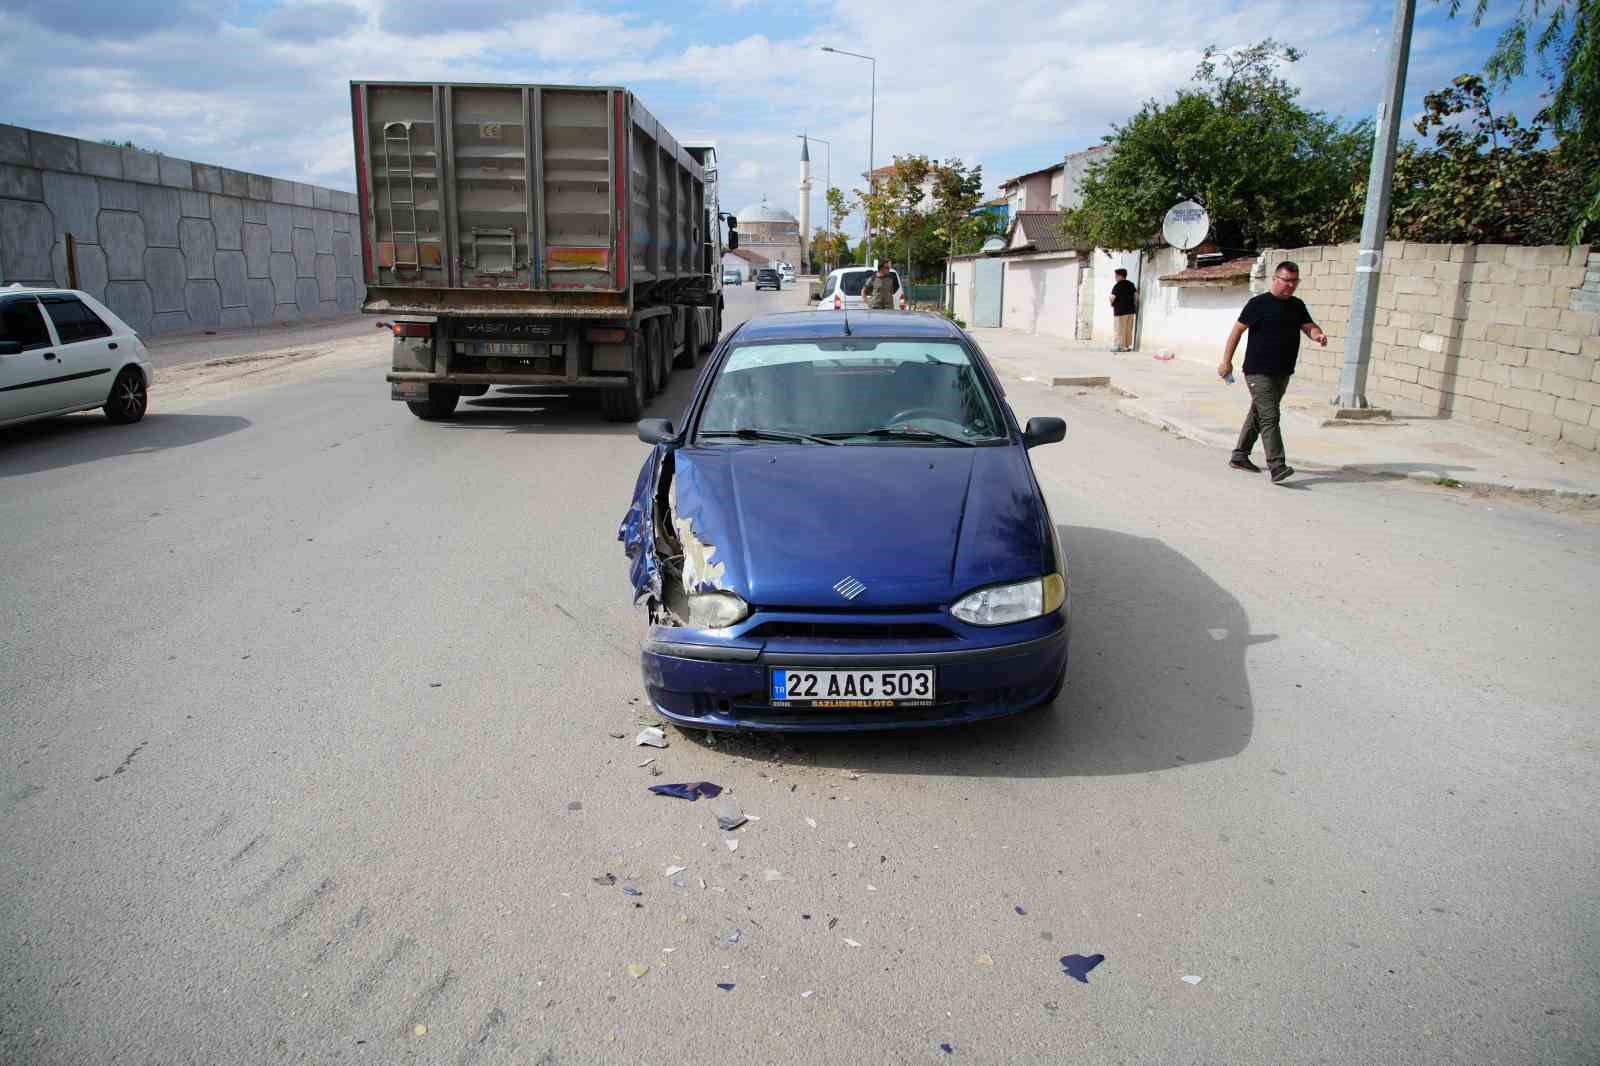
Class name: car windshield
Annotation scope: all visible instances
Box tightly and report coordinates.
[698,339,1005,443]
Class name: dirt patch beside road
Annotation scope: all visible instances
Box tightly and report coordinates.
[153,333,388,413]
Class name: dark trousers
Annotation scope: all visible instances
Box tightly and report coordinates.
[1233,374,1291,469]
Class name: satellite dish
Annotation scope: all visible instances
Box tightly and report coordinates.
[1162,200,1210,251]
[980,236,1006,254]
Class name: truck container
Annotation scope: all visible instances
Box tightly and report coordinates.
[350,81,734,421]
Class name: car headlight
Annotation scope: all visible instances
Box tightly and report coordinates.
[951,574,1066,626]
[688,591,750,629]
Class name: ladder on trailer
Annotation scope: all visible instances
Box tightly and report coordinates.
[381,121,421,274]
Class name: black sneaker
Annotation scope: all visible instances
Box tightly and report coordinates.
[1229,457,1261,473]
[1270,465,1295,484]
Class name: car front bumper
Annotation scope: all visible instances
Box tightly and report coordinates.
[640,609,1070,732]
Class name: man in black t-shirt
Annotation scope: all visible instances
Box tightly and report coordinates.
[1218,261,1327,483]
[1109,268,1137,351]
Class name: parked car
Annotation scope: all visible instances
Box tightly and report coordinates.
[778,263,796,284]
[620,310,1070,732]
[0,287,153,430]
[812,267,908,311]
[753,268,781,291]
[722,268,742,286]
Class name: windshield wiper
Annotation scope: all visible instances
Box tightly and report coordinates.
[701,428,841,445]
[821,426,980,446]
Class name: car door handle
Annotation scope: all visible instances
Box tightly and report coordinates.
[108,342,118,350]
[42,351,56,360]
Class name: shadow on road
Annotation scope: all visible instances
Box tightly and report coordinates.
[430,374,699,434]
[0,412,251,478]
[692,525,1260,778]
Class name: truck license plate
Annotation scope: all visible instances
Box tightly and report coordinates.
[479,342,537,355]
[769,668,935,708]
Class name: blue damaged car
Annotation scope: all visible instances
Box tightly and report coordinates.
[618,310,1070,732]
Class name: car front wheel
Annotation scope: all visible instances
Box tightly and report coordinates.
[103,367,148,424]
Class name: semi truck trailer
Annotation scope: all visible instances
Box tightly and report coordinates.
[350,81,734,421]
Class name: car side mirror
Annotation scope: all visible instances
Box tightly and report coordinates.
[728,230,739,250]
[725,216,737,229]
[0,340,20,356]
[1023,416,1066,448]
[637,417,676,445]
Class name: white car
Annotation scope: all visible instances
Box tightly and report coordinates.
[0,287,153,429]
[778,263,796,284]
[812,267,908,311]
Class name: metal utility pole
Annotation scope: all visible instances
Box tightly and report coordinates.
[1337,0,1416,409]
[821,46,876,263]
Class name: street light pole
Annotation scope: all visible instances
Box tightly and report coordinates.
[1337,0,1416,409]
[797,134,831,271]
[821,45,876,263]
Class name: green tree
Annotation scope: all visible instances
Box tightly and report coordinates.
[929,158,986,259]
[1060,40,1371,251]
[1448,0,1600,239]
[1315,73,1598,244]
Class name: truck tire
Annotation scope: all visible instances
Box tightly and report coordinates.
[677,315,698,369]
[600,333,648,422]
[643,318,664,397]
[655,317,673,385]
[406,386,459,420]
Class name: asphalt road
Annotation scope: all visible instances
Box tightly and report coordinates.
[2,282,1596,1064]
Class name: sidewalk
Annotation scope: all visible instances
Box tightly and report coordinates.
[971,328,1600,498]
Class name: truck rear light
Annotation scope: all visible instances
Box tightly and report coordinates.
[392,322,433,338]
[585,327,626,344]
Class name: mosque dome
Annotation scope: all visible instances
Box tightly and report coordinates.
[736,198,798,225]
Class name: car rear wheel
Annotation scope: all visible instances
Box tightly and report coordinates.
[600,332,648,422]
[406,386,459,420]
[103,367,148,424]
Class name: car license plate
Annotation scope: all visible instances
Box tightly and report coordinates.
[769,668,935,708]
[479,342,537,355]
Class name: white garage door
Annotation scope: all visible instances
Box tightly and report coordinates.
[1004,259,1078,339]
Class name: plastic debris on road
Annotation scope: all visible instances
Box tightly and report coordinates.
[714,796,748,830]
[1014,905,1027,915]
[1154,349,1175,361]
[413,1024,428,1036]
[716,982,735,991]
[1182,975,1204,985]
[592,873,617,886]
[726,929,743,944]
[626,963,649,979]
[648,781,723,801]
[622,885,643,897]
[1059,953,1105,983]
[975,953,994,967]
[805,818,818,829]
[941,1044,954,1054]
[664,865,687,877]
[763,869,784,882]
[724,838,739,852]
[638,757,656,768]
[636,727,669,748]
[609,731,626,739]
[842,937,862,948]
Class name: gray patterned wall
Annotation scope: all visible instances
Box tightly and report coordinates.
[0,123,366,336]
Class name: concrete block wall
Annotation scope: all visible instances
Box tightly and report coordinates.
[1268,242,1600,452]
[0,123,365,337]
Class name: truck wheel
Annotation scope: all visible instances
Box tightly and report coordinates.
[654,317,673,385]
[600,333,648,422]
[406,387,459,420]
[676,316,698,369]
[643,319,664,397]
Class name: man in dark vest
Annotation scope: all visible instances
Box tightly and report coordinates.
[1218,261,1327,484]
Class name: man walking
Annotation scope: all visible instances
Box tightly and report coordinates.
[861,258,901,310]
[1218,261,1327,484]
[1110,268,1137,352]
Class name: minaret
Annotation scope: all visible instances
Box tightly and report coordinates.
[798,135,812,273]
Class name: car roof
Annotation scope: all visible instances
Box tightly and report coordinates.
[731,310,966,342]
[1,285,86,298]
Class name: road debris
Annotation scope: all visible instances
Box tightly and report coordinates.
[941,1044,954,1054]
[636,727,669,748]
[827,917,838,929]
[724,838,739,852]
[1014,905,1027,915]
[622,885,643,897]
[664,865,687,877]
[414,1024,428,1036]
[638,757,656,768]
[592,873,617,886]
[565,801,582,812]
[726,929,743,944]
[842,937,862,948]
[716,982,735,991]
[975,953,994,967]
[427,682,442,689]
[1059,953,1105,984]
[626,963,649,979]
[714,796,748,830]
[648,781,723,801]
[1182,975,1204,985]
[763,869,785,882]
[805,818,818,829]
[801,990,815,999]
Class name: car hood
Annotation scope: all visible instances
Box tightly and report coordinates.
[662,443,1048,609]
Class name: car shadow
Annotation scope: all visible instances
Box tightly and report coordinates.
[0,412,251,478]
[690,524,1260,778]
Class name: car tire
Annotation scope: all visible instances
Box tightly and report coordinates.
[103,366,148,424]
[600,332,648,422]
[406,386,460,420]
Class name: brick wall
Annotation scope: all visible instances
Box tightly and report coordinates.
[1265,242,1600,452]
[0,123,365,337]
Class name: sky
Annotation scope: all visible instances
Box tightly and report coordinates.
[0,0,1547,239]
